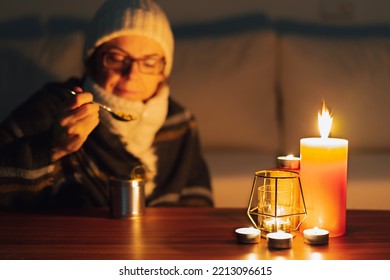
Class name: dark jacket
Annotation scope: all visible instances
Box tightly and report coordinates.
[0,78,213,209]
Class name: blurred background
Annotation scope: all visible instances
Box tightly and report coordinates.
[1,0,389,209]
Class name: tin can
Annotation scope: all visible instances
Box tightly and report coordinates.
[109,177,145,219]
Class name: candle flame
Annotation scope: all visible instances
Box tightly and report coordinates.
[318,101,333,138]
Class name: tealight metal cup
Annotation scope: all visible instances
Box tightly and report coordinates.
[303,227,329,245]
[235,227,261,244]
[266,231,293,249]
[109,177,145,219]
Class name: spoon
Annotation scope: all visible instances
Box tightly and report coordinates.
[69,90,136,122]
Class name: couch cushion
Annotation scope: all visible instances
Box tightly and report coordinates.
[170,16,279,153]
[279,25,390,154]
[0,17,85,121]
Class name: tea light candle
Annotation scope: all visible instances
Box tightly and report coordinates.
[235,227,260,244]
[277,154,300,170]
[266,231,293,249]
[303,227,329,245]
[263,218,291,233]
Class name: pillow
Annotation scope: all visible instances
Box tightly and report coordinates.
[279,34,390,153]
[170,28,279,152]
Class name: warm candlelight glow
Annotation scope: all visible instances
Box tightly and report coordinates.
[318,101,333,138]
[262,206,292,233]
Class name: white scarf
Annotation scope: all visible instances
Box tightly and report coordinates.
[83,76,169,196]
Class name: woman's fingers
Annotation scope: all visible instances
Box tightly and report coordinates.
[51,90,100,161]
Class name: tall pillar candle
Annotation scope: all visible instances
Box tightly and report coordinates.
[300,137,348,237]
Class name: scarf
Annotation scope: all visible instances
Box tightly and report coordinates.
[83,76,169,196]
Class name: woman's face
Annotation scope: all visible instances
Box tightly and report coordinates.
[90,35,166,102]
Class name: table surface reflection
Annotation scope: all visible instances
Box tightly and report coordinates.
[1,208,389,260]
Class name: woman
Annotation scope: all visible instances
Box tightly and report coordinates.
[0,0,213,209]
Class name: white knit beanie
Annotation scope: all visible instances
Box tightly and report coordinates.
[85,0,174,76]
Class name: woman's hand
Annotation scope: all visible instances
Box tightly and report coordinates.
[51,87,100,161]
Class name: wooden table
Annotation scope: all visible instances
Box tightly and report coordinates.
[0,208,389,260]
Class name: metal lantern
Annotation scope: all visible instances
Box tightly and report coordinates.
[247,170,307,235]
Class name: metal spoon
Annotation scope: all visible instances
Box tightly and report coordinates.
[69,90,136,122]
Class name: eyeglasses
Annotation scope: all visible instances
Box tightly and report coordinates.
[102,51,165,75]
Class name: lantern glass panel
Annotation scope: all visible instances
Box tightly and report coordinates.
[247,170,306,235]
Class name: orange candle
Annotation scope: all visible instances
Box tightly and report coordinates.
[299,103,348,237]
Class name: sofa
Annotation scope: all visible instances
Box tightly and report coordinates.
[171,16,390,210]
[1,6,389,210]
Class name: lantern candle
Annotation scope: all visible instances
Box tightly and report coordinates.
[263,218,291,233]
[300,102,348,237]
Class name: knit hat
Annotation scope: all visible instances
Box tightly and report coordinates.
[84,0,174,76]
